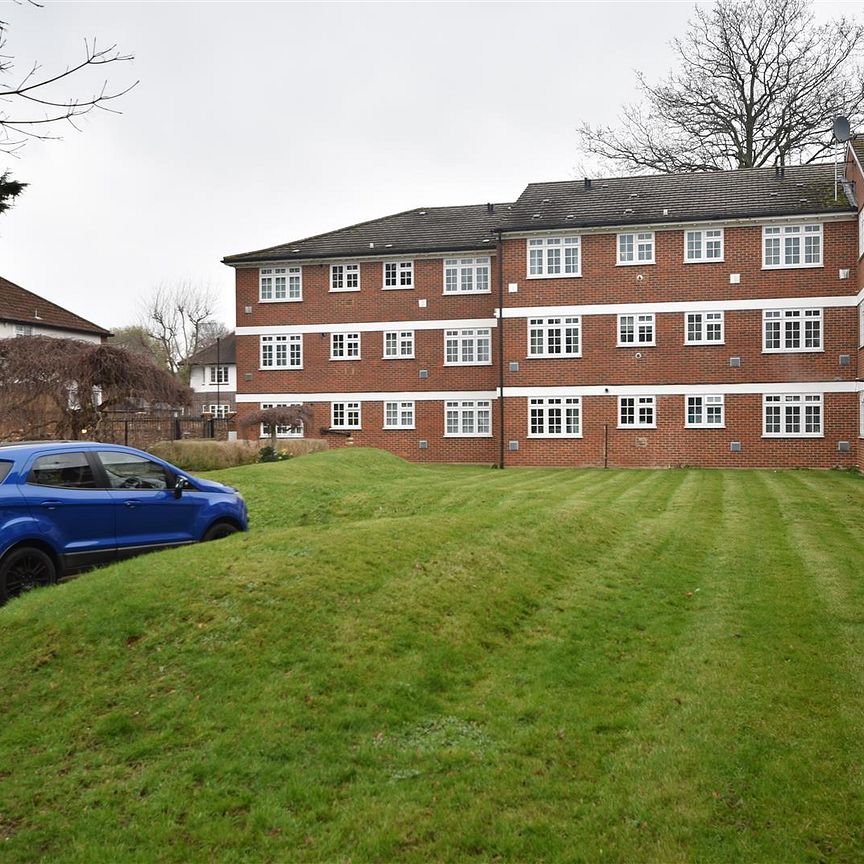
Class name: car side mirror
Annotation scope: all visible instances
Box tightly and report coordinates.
[174,476,190,499]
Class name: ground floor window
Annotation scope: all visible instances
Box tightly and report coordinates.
[204,404,231,419]
[619,396,656,428]
[331,402,361,429]
[384,401,415,429]
[445,400,492,437]
[528,397,581,437]
[686,395,724,427]
[260,402,304,438]
[763,394,822,437]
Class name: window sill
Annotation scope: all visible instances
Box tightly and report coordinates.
[443,433,494,438]
[383,426,416,431]
[259,366,303,371]
[617,425,656,430]
[685,424,727,429]
[616,343,656,348]
[526,354,582,359]
[527,434,583,439]
[329,288,361,293]
[382,286,414,291]
[382,355,416,360]
[616,260,655,267]
[259,297,303,304]
[525,273,582,280]
[684,341,725,347]
[442,290,492,296]
[329,357,362,362]
[761,263,823,271]
[683,259,725,265]
[762,348,824,354]
[443,361,493,367]
[761,433,824,439]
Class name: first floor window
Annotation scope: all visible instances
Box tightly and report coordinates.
[331,332,361,359]
[261,334,302,368]
[619,396,656,428]
[205,404,230,419]
[260,402,304,438]
[618,231,655,264]
[444,328,491,365]
[445,400,492,436]
[384,260,414,289]
[618,313,655,346]
[14,324,33,337]
[384,401,415,429]
[685,228,724,262]
[209,365,229,384]
[260,266,301,301]
[763,224,822,268]
[330,263,360,291]
[383,330,414,358]
[528,397,581,437]
[860,394,864,438]
[686,395,724,427]
[527,236,581,277]
[685,311,724,344]
[528,317,580,357]
[763,394,822,437]
[332,401,361,429]
[444,257,490,293]
[763,308,822,352]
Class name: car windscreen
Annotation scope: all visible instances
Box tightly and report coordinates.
[0,461,11,483]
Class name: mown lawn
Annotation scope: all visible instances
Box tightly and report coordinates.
[2,449,864,863]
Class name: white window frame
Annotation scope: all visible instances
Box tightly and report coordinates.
[685,311,724,345]
[685,395,725,428]
[763,394,823,438]
[330,263,360,293]
[260,266,302,302]
[205,404,230,419]
[208,365,230,385]
[859,303,864,349]
[618,396,656,429]
[330,332,361,360]
[860,393,864,439]
[617,231,655,265]
[527,317,581,358]
[526,236,581,278]
[528,397,582,438]
[383,400,415,430]
[331,401,361,430]
[260,401,304,439]
[14,324,33,337]
[444,400,492,437]
[443,257,491,294]
[383,260,414,290]
[383,330,415,359]
[617,313,655,347]
[762,309,823,353]
[684,228,724,263]
[762,224,823,269]
[260,334,302,369]
[444,328,492,366]
[859,210,864,261]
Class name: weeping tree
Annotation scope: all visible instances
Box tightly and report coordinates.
[0,336,190,440]
[240,405,313,451]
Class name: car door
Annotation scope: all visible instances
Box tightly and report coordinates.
[19,449,117,571]
[96,450,201,555]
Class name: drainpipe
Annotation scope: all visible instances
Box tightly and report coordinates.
[495,228,505,469]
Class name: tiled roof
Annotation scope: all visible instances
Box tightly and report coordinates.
[506,163,853,232]
[222,203,510,265]
[188,332,236,366]
[0,276,110,337]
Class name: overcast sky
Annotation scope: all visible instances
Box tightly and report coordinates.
[0,1,857,332]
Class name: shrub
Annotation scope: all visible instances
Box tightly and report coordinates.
[149,440,261,472]
[258,439,327,462]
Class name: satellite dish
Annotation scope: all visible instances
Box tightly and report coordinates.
[833,115,851,142]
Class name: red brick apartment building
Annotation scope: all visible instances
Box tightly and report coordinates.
[223,141,864,469]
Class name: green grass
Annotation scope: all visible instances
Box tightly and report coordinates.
[2,449,864,862]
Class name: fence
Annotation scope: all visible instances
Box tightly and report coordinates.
[97,416,236,451]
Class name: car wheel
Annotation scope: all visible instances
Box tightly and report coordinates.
[0,547,57,603]
[202,522,239,542]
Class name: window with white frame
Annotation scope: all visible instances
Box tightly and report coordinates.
[618,232,655,265]
[528,397,581,437]
[859,303,864,348]
[383,260,414,289]
[762,224,822,268]
[383,330,414,358]
[685,228,724,262]
[686,395,724,427]
[204,404,230,419]
[528,317,581,357]
[860,393,864,438]
[619,396,656,428]
[618,313,655,346]
[685,311,724,344]
[383,401,415,429]
[208,365,229,385]
[14,324,33,337]
[527,236,581,277]
[443,257,490,293]
[260,402,304,438]
[445,400,492,436]
[330,263,360,292]
[331,332,361,360]
[763,394,822,437]
[260,266,301,301]
[260,334,302,368]
[444,328,491,365]
[331,401,361,429]
[763,309,822,352]
[859,210,864,261]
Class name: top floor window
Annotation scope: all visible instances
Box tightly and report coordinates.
[618,232,655,265]
[383,260,414,289]
[763,224,822,268]
[685,228,724,262]
[208,365,229,385]
[330,263,360,292]
[260,266,301,302]
[444,257,490,294]
[527,236,581,278]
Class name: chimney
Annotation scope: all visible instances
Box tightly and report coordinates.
[584,178,592,190]
[486,202,494,214]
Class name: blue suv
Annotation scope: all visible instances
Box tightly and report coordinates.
[0,441,248,603]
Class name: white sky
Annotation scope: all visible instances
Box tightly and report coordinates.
[0,0,857,331]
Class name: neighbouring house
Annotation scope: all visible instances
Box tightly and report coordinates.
[221,138,864,470]
[0,275,110,343]
[186,333,237,418]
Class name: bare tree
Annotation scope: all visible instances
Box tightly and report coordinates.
[140,283,229,383]
[577,0,864,174]
[0,336,190,440]
[240,405,313,451]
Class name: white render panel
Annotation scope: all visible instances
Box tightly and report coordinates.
[237,390,498,403]
[236,318,497,336]
[504,381,857,398]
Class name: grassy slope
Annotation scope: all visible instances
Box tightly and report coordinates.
[1,449,864,862]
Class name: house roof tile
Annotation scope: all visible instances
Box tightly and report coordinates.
[0,276,110,337]
[187,332,236,366]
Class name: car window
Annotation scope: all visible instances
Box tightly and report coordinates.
[28,452,98,489]
[0,461,11,483]
[97,451,172,490]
